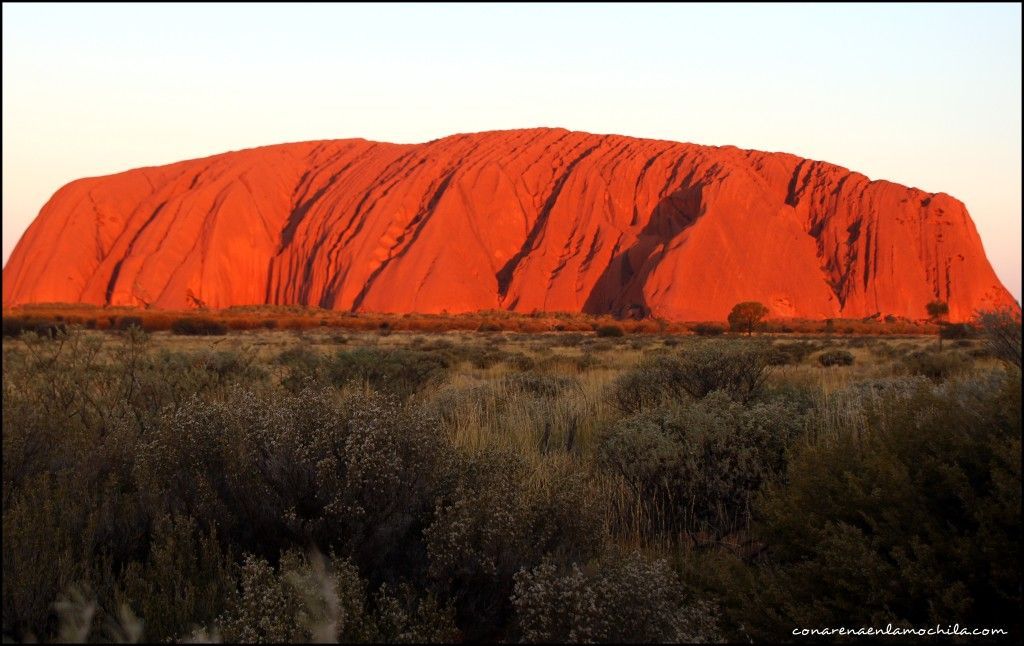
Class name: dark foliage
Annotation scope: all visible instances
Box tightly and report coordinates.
[726,371,1022,641]
[600,393,806,539]
[595,325,625,338]
[817,349,854,367]
[170,317,228,336]
[691,322,726,337]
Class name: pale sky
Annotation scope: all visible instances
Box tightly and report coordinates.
[3,2,1021,300]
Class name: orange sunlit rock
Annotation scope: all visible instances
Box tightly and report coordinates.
[3,129,1015,321]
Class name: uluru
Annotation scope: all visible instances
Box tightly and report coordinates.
[2,128,1016,321]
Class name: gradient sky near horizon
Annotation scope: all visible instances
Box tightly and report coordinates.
[3,3,1021,300]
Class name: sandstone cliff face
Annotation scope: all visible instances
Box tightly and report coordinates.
[2,129,1015,321]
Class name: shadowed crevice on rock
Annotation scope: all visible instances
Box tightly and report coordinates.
[348,169,458,311]
[496,141,603,299]
[104,199,169,304]
[583,183,705,317]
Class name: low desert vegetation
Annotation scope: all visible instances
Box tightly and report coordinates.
[169,317,229,336]
[1,307,1020,643]
[594,324,625,338]
[2,303,940,338]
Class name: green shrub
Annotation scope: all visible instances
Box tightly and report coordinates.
[610,355,688,414]
[766,341,817,366]
[599,392,806,538]
[938,322,975,340]
[170,317,228,336]
[287,389,451,575]
[900,350,971,381]
[117,515,234,642]
[1,317,67,338]
[551,332,585,347]
[276,344,321,367]
[425,449,605,640]
[114,316,144,331]
[755,378,820,415]
[1,318,20,336]
[876,341,920,361]
[677,341,772,401]
[132,386,450,580]
[977,308,1022,369]
[571,352,600,372]
[595,324,624,338]
[817,349,854,367]
[497,354,530,373]
[691,322,726,337]
[611,342,771,413]
[33,547,457,643]
[324,347,451,398]
[362,583,460,644]
[534,353,583,374]
[278,345,452,398]
[3,474,101,639]
[969,345,995,360]
[511,551,721,643]
[501,373,578,398]
[464,346,506,369]
[216,550,372,643]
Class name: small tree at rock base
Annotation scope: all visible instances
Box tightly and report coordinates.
[728,302,770,336]
[926,300,950,321]
[926,300,950,350]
